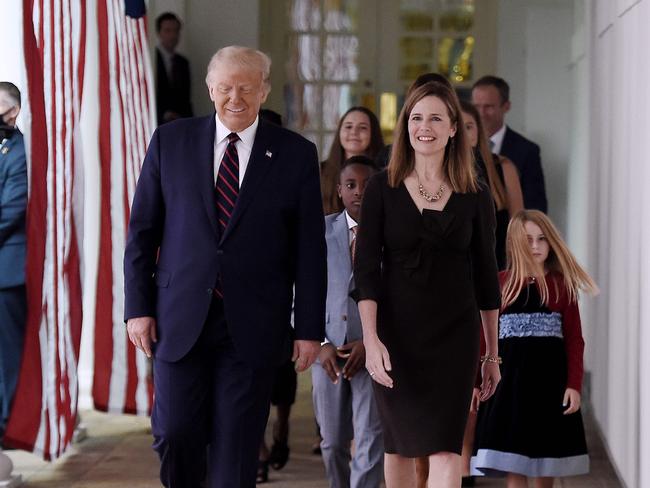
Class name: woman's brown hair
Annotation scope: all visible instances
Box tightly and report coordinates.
[501,210,599,307]
[459,100,507,209]
[387,82,478,193]
[321,106,384,215]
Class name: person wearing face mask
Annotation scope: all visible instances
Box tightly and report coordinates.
[0,82,28,444]
[320,107,384,215]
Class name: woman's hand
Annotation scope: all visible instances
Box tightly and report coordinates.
[479,361,501,401]
[364,335,393,388]
[563,387,581,414]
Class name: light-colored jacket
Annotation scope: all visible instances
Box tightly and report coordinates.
[324,211,362,347]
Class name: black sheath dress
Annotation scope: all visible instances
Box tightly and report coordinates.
[353,171,500,457]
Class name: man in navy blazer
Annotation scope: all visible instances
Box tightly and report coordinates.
[0,82,28,443]
[472,75,548,212]
[155,12,193,125]
[124,46,327,487]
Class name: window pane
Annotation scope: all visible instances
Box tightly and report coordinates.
[290,34,321,81]
[322,132,335,158]
[323,0,358,32]
[437,36,474,82]
[400,36,434,59]
[400,0,436,31]
[324,35,359,81]
[284,83,322,132]
[323,84,355,130]
[291,0,321,30]
[439,0,475,32]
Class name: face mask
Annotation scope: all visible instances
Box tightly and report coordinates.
[0,110,15,140]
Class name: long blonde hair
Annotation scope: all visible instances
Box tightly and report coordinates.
[502,210,599,307]
[387,82,478,193]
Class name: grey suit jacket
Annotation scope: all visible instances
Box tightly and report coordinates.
[325,212,362,347]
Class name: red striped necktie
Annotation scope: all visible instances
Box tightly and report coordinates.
[216,132,240,234]
[214,132,239,299]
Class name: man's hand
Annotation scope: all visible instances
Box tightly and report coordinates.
[338,340,365,380]
[318,344,341,383]
[127,316,157,358]
[292,340,320,372]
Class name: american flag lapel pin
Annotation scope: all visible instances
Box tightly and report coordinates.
[265,150,272,158]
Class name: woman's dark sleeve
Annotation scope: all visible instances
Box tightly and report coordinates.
[471,185,501,310]
[351,173,385,302]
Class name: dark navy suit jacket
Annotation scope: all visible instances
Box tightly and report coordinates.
[124,115,327,368]
[155,48,193,125]
[0,130,27,289]
[500,126,548,213]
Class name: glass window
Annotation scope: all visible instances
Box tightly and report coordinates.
[286,0,362,156]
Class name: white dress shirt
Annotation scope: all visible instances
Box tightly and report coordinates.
[213,115,259,185]
[489,123,507,155]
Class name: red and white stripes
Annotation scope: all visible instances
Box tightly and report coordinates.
[6,0,155,460]
[5,0,86,460]
[92,0,155,416]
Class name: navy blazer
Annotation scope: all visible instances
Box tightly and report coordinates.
[124,115,327,367]
[0,130,28,289]
[155,48,193,125]
[500,126,548,213]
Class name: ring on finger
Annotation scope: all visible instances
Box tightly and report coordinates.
[369,371,375,376]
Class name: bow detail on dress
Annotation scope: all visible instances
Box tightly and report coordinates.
[399,211,457,286]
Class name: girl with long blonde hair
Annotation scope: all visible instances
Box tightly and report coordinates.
[471,210,598,488]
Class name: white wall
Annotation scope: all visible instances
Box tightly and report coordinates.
[579,0,650,486]
[148,0,259,117]
[496,0,574,230]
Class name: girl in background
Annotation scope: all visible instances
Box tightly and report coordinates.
[471,210,598,488]
[460,100,523,270]
[321,107,384,215]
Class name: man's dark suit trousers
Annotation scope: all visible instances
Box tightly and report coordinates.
[151,298,275,488]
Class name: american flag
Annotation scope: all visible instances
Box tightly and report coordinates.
[5,0,154,459]
[92,0,156,416]
[4,0,86,460]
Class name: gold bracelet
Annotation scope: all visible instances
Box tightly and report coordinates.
[480,355,503,365]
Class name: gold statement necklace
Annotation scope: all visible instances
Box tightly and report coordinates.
[415,169,446,202]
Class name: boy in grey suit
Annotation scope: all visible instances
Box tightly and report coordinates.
[312,156,383,488]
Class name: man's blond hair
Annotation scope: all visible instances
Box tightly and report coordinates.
[205,46,271,91]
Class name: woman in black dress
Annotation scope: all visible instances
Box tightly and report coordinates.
[353,81,502,487]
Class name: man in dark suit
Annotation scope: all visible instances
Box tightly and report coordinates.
[472,75,548,212]
[0,82,28,443]
[124,46,327,488]
[155,12,193,125]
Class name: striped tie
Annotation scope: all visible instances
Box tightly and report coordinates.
[216,132,240,233]
[214,132,239,299]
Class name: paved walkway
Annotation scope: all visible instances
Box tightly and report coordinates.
[7,374,622,487]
